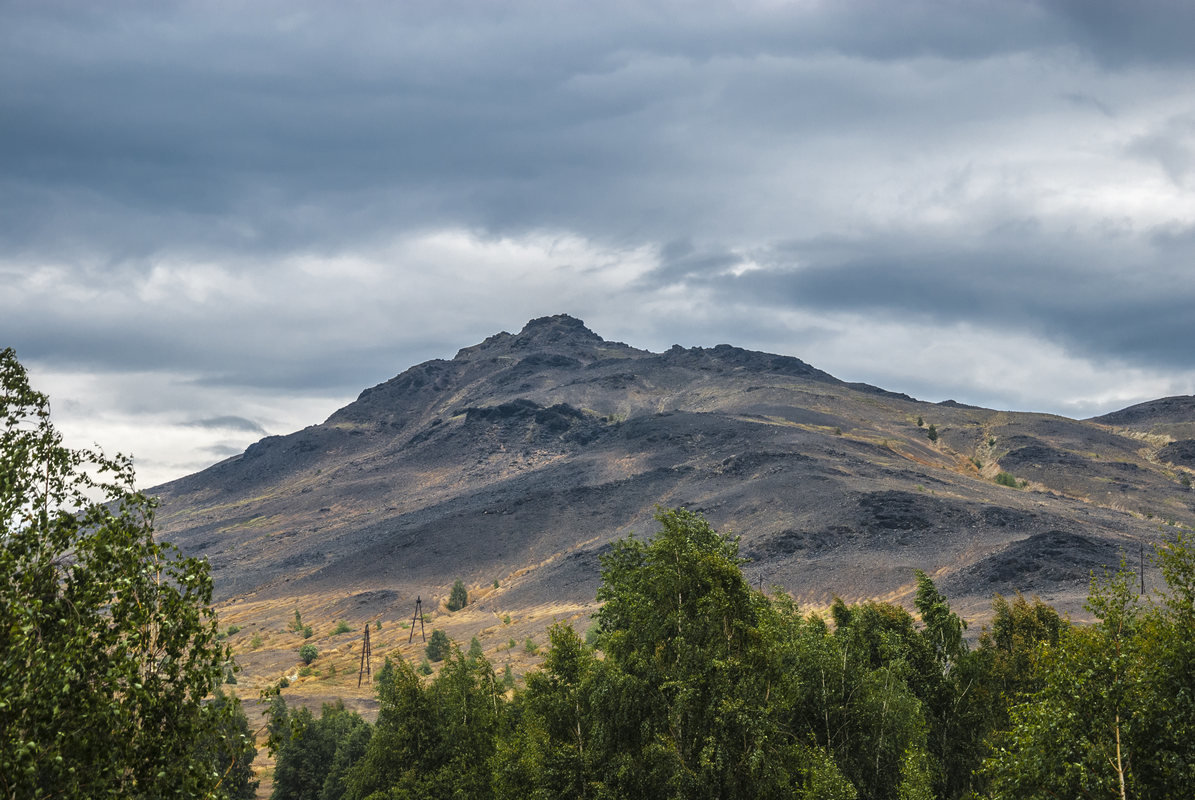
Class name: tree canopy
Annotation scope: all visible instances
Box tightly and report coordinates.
[0,347,255,799]
[269,507,1195,800]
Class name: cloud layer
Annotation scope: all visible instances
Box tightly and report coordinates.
[3,0,1194,485]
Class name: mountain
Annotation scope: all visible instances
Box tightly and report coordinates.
[154,315,1195,627]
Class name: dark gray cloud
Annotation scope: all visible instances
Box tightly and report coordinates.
[3,0,1195,483]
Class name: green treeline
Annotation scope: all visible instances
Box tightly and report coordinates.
[268,508,1195,800]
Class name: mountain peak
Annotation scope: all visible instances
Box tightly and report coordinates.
[516,314,603,343]
[454,315,613,361]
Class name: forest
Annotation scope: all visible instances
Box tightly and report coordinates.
[267,508,1195,800]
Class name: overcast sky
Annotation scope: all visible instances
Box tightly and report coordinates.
[4,0,1195,488]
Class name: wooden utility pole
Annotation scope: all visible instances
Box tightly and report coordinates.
[1140,542,1146,596]
[357,625,372,687]
[408,596,426,643]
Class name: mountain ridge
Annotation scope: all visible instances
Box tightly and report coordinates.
[153,315,1195,626]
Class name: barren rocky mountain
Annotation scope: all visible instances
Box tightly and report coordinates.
[154,314,1195,635]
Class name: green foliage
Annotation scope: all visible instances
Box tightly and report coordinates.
[916,416,924,427]
[447,578,469,612]
[293,609,305,633]
[344,653,504,800]
[494,623,599,799]
[333,620,353,635]
[194,689,259,800]
[994,471,1019,488]
[978,592,1065,706]
[179,507,1195,800]
[926,423,938,442]
[503,614,512,625]
[983,541,1195,798]
[426,628,452,662]
[269,697,371,800]
[493,578,500,589]
[300,643,319,664]
[250,634,264,649]
[0,347,251,799]
[523,636,538,654]
[508,637,517,650]
[299,666,313,678]
[375,619,382,630]
[302,624,314,639]
[587,507,810,798]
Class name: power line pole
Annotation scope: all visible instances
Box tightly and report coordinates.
[408,596,426,643]
[357,624,372,687]
[1140,542,1145,597]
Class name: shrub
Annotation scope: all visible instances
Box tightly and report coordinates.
[298,666,312,678]
[332,620,352,635]
[468,637,484,661]
[524,637,538,654]
[493,579,500,589]
[375,620,382,630]
[503,662,515,688]
[995,471,1020,488]
[927,424,938,443]
[447,579,469,612]
[426,629,451,662]
[418,658,433,676]
[503,614,511,625]
[250,634,264,649]
[299,643,318,665]
[301,625,313,639]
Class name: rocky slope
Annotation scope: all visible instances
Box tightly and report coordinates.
[154,315,1195,625]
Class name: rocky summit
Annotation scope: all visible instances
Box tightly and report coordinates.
[154,315,1195,624]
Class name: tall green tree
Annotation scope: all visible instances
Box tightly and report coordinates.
[194,690,259,800]
[0,348,250,800]
[589,508,808,799]
[982,544,1195,799]
[493,623,601,800]
[345,652,504,800]
[271,700,369,800]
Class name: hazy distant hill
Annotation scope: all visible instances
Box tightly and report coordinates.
[153,315,1195,623]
